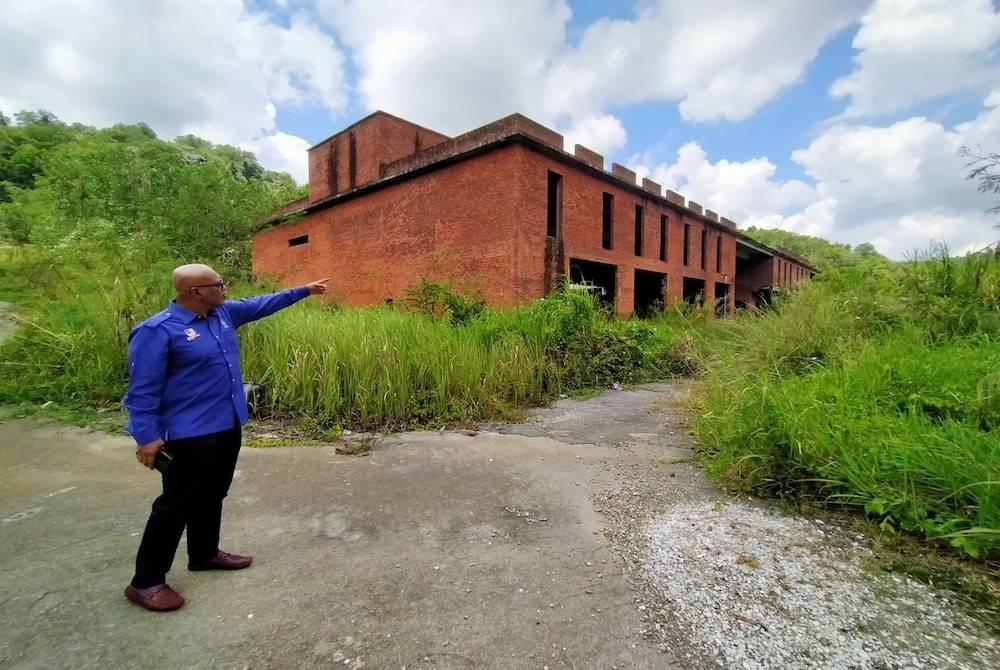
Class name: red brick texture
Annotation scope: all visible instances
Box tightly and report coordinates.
[255,147,538,307]
[254,112,815,316]
[308,112,448,203]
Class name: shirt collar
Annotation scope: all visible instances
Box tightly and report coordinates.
[168,300,213,324]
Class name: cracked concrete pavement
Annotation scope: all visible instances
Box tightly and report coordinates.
[0,383,699,669]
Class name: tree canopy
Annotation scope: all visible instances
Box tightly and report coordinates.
[742,227,888,272]
[0,111,303,267]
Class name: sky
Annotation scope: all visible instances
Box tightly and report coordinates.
[1,0,999,259]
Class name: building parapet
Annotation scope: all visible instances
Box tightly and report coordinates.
[665,190,685,206]
[380,113,563,182]
[574,144,604,170]
[611,163,636,184]
[275,111,762,240]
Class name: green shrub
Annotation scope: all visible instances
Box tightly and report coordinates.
[691,247,1000,559]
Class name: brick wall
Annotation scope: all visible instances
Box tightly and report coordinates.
[307,112,448,203]
[259,109,821,317]
[255,147,531,306]
[258,140,742,314]
[529,151,737,314]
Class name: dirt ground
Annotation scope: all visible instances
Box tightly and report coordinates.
[0,383,705,670]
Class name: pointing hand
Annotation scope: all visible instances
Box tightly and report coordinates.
[305,278,330,296]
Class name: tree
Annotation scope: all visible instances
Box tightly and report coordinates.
[0,111,9,127]
[14,110,59,125]
[960,147,1000,217]
[853,243,879,257]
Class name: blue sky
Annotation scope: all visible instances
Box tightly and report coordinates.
[2,0,999,258]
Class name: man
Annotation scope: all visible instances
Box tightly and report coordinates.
[122,263,328,612]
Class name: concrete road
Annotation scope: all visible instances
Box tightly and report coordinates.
[0,384,700,669]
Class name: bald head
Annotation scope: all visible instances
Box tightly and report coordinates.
[172,264,219,293]
[171,264,227,315]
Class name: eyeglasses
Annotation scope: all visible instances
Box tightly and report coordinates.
[192,282,225,290]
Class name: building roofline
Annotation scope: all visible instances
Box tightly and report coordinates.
[733,236,820,272]
[262,133,739,237]
[307,110,451,151]
[271,112,821,273]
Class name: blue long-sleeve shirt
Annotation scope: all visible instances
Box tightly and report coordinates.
[123,287,310,445]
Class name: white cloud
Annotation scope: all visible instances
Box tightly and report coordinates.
[241,132,311,184]
[791,105,999,257]
[317,0,571,134]
[317,0,865,134]
[831,0,1000,117]
[631,93,1000,259]
[547,0,867,122]
[0,0,347,176]
[562,113,627,156]
[632,142,816,223]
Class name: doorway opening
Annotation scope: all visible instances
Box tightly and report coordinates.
[568,258,617,307]
[682,277,705,306]
[714,282,730,317]
[634,269,666,317]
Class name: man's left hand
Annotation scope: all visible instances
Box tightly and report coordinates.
[305,278,330,295]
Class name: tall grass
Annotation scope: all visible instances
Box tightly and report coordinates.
[240,305,547,428]
[240,289,673,429]
[686,248,1000,558]
[0,253,674,430]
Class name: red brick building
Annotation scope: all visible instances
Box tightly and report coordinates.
[252,111,816,315]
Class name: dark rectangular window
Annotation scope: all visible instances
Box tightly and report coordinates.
[683,223,690,266]
[716,236,722,273]
[602,193,614,249]
[634,205,644,256]
[546,171,562,238]
[700,229,708,270]
[659,215,667,261]
[288,235,309,247]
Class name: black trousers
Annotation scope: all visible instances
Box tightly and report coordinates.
[131,425,242,588]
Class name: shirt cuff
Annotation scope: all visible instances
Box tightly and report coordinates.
[131,427,163,446]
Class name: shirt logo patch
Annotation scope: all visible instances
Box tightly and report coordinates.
[220,318,229,328]
[184,328,201,341]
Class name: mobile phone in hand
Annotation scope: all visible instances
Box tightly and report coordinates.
[153,449,174,473]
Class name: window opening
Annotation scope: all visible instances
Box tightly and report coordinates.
[700,229,708,270]
[634,205,644,256]
[546,171,562,238]
[602,193,614,249]
[659,215,667,261]
[683,224,690,266]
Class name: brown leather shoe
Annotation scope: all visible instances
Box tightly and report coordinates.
[124,584,185,612]
[188,550,253,571]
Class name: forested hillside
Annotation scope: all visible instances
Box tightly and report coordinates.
[0,110,301,264]
[743,225,888,272]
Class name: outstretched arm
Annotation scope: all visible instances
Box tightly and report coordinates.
[226,278,330,327]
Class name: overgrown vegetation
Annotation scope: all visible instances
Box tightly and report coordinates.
[743,226,889,272]
[240,286,671,430]
[674,246,1000,559]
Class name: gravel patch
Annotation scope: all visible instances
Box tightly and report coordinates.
[637,501,999,670]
